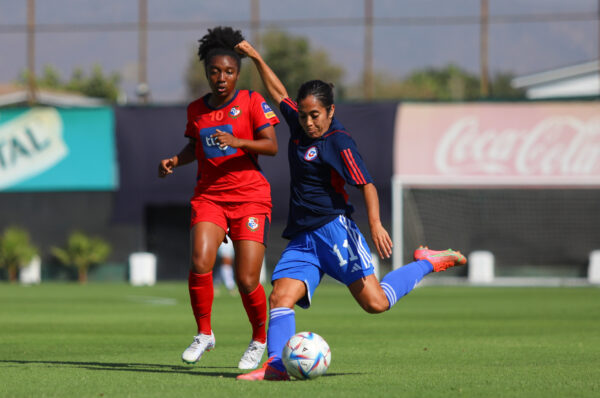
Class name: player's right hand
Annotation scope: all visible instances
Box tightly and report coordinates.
[158,157,176,178]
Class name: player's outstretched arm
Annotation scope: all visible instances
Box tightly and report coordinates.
[235,40,289,106]
[359,183,393,259]
[158,138,196,178]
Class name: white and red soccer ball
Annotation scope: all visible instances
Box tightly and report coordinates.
[281,331,331,380]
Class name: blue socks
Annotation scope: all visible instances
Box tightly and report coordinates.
[267,307,295,371]
[380,260,433,309]
[264,261,432,372]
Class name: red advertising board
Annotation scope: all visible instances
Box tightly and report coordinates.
[394,102,600,186]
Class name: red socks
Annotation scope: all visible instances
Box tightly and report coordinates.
[189,270,266,343]
[188,271,214,335]
[239,284,267,344]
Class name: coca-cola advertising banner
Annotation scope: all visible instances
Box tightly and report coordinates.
[394,102,600,186]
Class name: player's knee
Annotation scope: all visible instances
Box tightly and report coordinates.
[269,289,284,307]
[360,296,389,314]
[235,276,259,294]
[269,289,295,309]
[190,255,212,274]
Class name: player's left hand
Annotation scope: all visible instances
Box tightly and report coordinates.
[235,40,258,59]
[370,223,393,259]
[212,129,240,149]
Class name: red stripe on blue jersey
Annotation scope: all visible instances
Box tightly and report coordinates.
[341,148,367,185]
[330,169,349,203]
[323,129,350,139]
[282,97,297,111]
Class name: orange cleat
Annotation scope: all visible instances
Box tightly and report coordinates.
[413,246,467,272]
[413,245,429,261]
[236,356,290,381]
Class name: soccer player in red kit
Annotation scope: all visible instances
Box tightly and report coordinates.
[158,27,279,370]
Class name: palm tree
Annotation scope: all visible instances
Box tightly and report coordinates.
[51,232,111,284]
[0,227,39,283]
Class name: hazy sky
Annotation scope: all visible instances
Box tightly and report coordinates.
[1,0,598,103]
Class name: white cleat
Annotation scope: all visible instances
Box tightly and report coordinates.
[238,340,267,370]
[182,332,215,364]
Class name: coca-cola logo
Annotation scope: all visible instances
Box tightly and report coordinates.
[435,116,600,176]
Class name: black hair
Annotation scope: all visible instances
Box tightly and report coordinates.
[197,26,245,70]
[296,80,335,109]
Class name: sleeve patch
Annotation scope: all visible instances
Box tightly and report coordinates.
[261,102,276,119]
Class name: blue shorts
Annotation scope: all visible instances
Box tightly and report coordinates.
[272,215,374,308]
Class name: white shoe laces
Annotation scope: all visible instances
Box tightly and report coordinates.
[182,332,215,363]
[192,334,213,346]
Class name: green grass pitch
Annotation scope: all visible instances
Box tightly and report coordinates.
[1,282,599,397]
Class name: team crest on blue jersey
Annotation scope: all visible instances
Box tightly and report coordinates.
[304,146,318,161]
[246,217,260,232]
[261,102,276,118]
[229,105,241,119]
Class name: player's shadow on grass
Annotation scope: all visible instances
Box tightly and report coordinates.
[1,359,362,379]
[0,359,240,379]
[322,372,364,377]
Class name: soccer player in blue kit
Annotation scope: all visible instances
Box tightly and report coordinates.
[235,40,467,381]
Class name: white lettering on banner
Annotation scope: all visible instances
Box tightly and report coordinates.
[0,108,67,189]
[435,116,600,176]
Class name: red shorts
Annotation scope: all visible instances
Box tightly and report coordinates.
[190,198,271,244]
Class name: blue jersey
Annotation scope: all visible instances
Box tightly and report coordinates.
[279,98,373,239]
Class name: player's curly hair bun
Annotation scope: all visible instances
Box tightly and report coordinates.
[198,26,245,69]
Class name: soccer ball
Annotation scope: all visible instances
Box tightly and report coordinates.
[281,331,331,380]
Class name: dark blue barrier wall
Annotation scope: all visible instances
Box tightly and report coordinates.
[114,102,397,224]
[113,102,398,279]
[0,102,397,281]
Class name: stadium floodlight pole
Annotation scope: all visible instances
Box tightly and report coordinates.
[26,0,37,105]
[364,0,374,100]
[137,0,149,104]
[480,0,489,98]
[250,0,261,92]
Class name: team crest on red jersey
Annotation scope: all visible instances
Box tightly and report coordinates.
[246,217,260,232]
[229,105,241,119]
[304,146,318,161]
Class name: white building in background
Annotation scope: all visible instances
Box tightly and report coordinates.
[0,83,107,107]
[512,60,600,100]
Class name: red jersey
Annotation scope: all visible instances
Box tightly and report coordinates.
[184,90,280,204]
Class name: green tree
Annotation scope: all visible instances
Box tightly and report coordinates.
[489,71,527,99]
[185,29,345,100]
[367,64,479,101]
[39,65,62,89]
[19,64,122,103]
[81,65,121,101]
[356,65,525,101]
[185,44,211,100]
[259,30,344,99]
[0,227,38,283]
[51,232,111,284]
